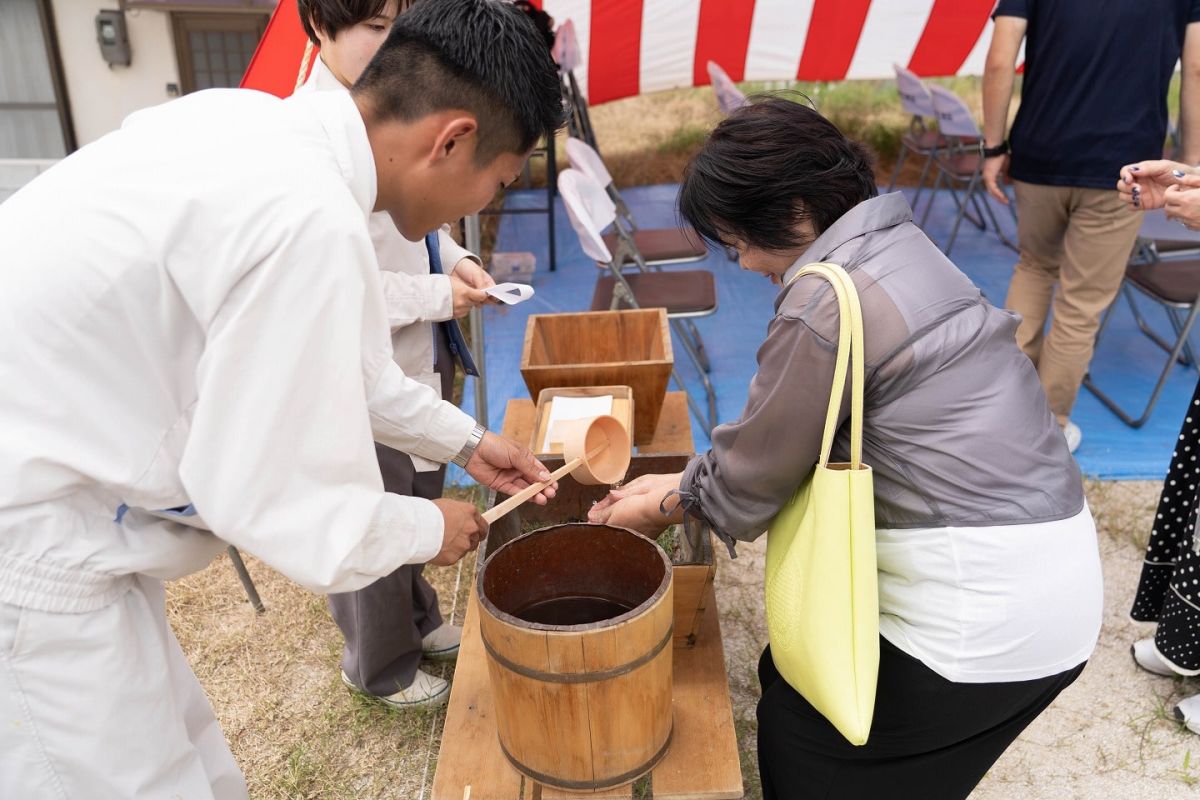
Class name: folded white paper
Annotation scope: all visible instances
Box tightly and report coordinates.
[485,282,535,305]
[541,394,613,452]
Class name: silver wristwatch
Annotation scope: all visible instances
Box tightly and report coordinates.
[452,423,487,468]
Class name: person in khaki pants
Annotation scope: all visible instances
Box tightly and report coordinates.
[981,0,1200,452]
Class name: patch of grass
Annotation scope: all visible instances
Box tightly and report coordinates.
[656,123,710,156]
[1176,749,1200,787]
[734,716,763,800]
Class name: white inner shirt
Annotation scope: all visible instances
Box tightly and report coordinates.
[876,504,1103,683]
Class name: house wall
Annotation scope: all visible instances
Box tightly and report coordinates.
[51,0,180,146]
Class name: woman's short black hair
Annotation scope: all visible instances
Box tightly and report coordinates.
[679,97,877,252]
[298,0,409,46]
[352,0,564,164]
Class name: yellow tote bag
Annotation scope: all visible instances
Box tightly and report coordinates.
[764,261,879,746]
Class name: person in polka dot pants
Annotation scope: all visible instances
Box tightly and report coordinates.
[1130,382,1200,731]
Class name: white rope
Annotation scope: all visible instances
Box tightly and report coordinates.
[295,40,315,91]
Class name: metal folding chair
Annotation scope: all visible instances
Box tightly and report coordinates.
[1083,254,1200,427]
[552,20,599,152]
[706,60,748,115]
[558,168,718,433]
[886,64,946,210]
[919,84,1017,256]
[565,137,708,265]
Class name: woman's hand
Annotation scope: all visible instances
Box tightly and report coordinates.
[1117,160,1198,210]
[588,472,683,537]
[1164,176,1200,230]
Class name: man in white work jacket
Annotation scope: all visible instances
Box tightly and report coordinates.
[0,1,565,797]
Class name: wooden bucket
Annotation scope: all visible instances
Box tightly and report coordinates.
[477,523,674,792]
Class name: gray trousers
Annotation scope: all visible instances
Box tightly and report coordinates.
[328,326,454,696]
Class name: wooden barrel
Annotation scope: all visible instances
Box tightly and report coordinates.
[477,523,674,793]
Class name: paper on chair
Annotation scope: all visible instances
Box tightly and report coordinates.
[541,394,613,452]
[485,282,535,305]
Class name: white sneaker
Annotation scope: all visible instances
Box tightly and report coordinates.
[1062,420,1082,453]
[421,623,462,662]
[341,668,450,710]
[1176,694,1200,734]
[1132,638,1180,677]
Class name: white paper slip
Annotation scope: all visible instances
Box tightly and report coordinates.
[485,282,535,305]
[541,394,613,452]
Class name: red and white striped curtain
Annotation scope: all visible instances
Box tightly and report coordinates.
[546,0,1000,105]
[243,0,1000,104]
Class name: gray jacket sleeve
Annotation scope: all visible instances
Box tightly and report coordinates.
[678,312,849,550]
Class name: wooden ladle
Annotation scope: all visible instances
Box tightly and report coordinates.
[482,415,631,524]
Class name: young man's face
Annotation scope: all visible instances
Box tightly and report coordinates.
[389,141,529,240]
[313,0,401,88]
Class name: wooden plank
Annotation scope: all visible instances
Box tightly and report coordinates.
[644,391,695,455]
[671,563,716,648]
[431,587,524,800]
[502,392,694,457]
[540,780,634,799]
[651,586,744,800]
[501,398,537,443]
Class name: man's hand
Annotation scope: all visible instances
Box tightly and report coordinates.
[429,497,488,566]
[982,154,1010,204]
[452,257,496,290]
[465,432,557,504]
[1117,160,1197,211]
[449,273,489,319]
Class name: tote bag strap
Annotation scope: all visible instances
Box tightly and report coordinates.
[785,262,866,469]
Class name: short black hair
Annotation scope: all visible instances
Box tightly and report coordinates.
[352,0,565,164]
[679,97,877,252]
[298,0,410,47]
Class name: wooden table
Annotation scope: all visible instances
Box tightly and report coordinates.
[431,393,743,799]
[431,582,743,800]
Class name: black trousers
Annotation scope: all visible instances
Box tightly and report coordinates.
[327,327,454,697]
[756,638,1085,800]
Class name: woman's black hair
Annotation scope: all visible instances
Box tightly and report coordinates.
[678,96,877,252]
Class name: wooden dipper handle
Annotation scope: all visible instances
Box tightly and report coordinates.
[481,443,606,524]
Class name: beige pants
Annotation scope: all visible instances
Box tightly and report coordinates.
[1005,181,1144,425]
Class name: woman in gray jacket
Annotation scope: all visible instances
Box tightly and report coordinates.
[590,98,1102,800]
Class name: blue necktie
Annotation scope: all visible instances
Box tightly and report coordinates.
[424,232,479,377]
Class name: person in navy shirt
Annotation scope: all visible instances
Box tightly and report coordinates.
[981,0,1200,453]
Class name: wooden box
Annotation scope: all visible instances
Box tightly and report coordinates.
[530,386,634,456]
[520,309,672,446]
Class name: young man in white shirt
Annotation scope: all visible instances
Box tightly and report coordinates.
[0,1,564,796]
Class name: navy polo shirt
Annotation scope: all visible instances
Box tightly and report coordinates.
[995,0,1200,189]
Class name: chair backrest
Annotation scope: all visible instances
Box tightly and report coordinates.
[558,168,616,263]
[565,137,614,188]
[927,84,980,139]
[551,19,581,74]
[892,63,935,118]
[706,60,748,115]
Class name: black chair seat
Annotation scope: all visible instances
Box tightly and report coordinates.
[602,227,707,264]
[1149,237,1200,255]
[590,270,717,314]
[1127,259,1200,304]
